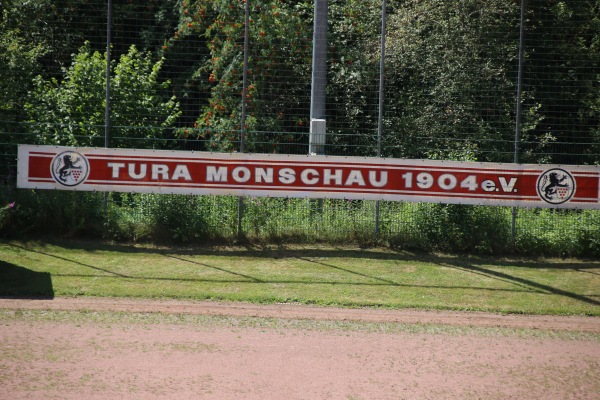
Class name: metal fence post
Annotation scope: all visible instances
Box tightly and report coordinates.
[512,0,526,246]
[105,0,112,149]
[309,0,328,156]
[238,0,250,240]
[375,0,387,236]
[103,0,112,217]
[309,0,328,216]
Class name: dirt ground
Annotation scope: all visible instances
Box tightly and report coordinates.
[1,297,599,400]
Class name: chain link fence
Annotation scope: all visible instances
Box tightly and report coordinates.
[1,0,599,256]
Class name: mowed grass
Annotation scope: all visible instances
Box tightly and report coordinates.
[1,240,599,316]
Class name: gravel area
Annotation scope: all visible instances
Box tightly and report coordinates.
[1,297,599,399]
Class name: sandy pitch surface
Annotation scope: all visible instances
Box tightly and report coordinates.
[1,297,599,400]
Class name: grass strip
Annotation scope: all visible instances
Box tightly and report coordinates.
[1,239,599,316]
[1,309,599,342]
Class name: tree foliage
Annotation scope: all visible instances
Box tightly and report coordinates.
[382,0,521,161]
[520,0,600,165]
[167,0,313,152]
[25,43,180,148]
[0,0,597,164]
[0,1,48,126]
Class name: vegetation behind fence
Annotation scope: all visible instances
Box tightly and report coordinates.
[1,0,599,256]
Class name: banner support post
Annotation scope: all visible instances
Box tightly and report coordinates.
[238,0,251,240]
[309,0,328,156]
[375,0,387,236]
[103,0,112,218]
[512,0,526,246]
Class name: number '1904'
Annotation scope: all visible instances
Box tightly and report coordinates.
[401,172,518,193]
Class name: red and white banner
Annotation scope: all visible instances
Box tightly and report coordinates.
[17,145,600,209]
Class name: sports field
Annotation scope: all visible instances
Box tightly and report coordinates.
[1,240,599,399]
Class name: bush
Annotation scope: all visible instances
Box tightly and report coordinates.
[3,188,598,258]
[2,190,105,238]
[515,209,600,258]
[399,204,512,254]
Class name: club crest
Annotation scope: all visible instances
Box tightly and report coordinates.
[50,150,89,186]
[536,168,576,205]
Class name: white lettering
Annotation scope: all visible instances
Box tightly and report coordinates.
[499,177,517,193]
[207,166,228,182]
[438,174,457,190]
[460,175,478,191]
[416,173,434,189]
[482,180,496,192]
[401,172,413,188]
[369,171,388,188]
[279,168,296,184]
[301,169,319,185]
[152,164,169,180]
[256,168,274,183]
[171,165,192,181]
[345,170,366,186]
[324,169,343,185]
[128,164,147,180]
[232,167,251,183]
[107,162,125,178]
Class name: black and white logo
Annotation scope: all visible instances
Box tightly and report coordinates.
[51,150,89,186]
[536,168,576,205]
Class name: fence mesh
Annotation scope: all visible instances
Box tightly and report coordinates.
[1,0,599,255]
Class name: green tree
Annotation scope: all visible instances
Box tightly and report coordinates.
[380,0,599,164]
[168,0,313,153]
[326,0,384,156]
[0,17,45,122]
[519,0,600,165]
[168,0,387,156]
[382,0,521,162]
[25,43,181,149]
[0,1,47,182]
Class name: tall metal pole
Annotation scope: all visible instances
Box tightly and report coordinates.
[105,0,112,148]
[377,0,387,160]
[309,0,328,155]
[240,0,250,155]
[375,0,387,236]
[512,0,526,244]
[308,0,328,217]
[514,0,525,164]
[103,0,112,216]
[238,0,250,239]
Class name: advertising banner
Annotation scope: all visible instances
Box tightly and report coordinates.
[17,145,600,209]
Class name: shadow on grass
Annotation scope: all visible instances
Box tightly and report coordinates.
[0,260,54,299]
[164,254,264,283]
[29,238,600,270]
[440,262,600,307]
[5,240,600,307]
